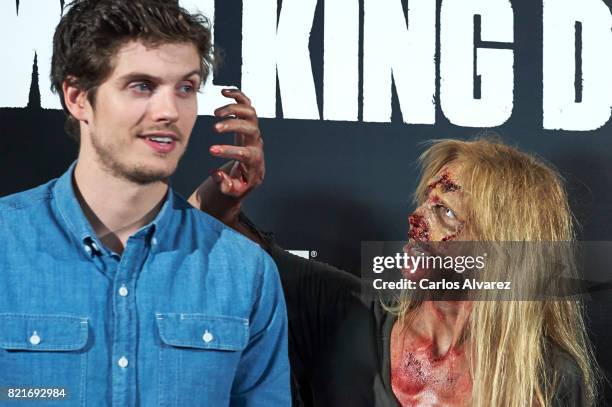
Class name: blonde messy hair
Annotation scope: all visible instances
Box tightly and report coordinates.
[395,138,598,406]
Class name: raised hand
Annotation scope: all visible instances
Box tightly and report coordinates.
[188,89,265,236]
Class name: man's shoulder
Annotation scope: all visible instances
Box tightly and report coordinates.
[0,181,59,243]
[172,192,273,267]
[0,180,56,213]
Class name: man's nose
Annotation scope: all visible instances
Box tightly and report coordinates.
[150,88,179,123]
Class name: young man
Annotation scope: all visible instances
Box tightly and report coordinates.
[0,1,289,406]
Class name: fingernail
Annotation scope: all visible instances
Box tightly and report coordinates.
[210,146,221,154]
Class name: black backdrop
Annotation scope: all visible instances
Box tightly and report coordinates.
[1,0,611,404]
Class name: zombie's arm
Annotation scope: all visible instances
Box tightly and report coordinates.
[188,88,265,245]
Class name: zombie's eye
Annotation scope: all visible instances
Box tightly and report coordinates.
[444,207,456,220]
[433,204,457,221]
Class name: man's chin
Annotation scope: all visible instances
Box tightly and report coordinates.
[116,162,176,185]
[123,169,170,185]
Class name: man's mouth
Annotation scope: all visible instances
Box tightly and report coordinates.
[147,136,174,144]
[139,133,178,154]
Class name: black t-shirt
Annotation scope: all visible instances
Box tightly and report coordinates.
[255,232,586,406]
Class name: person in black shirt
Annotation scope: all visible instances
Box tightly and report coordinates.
[194,137,599,406]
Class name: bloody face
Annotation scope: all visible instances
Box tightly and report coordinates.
[408,161,470,243]
[394,162,475,406]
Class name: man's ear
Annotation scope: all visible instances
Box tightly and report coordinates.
[62,78,90,123]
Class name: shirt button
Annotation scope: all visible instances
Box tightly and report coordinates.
[118,285,129,297]
[202,331,214,343]
[29,332,41,346]
[118,356,129,368]
[151,237,158,246]
[91,242,100,252]
[84,245,92,254]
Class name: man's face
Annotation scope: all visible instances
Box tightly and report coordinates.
[408,161,470,242]
[81,41,202,184]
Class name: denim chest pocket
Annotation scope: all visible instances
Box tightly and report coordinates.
[0,314,88,406]
[156,313,249,406]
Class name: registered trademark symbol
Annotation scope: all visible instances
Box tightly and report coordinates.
[310,251,318,258]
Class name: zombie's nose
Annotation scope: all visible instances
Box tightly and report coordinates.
[408,213,430,241]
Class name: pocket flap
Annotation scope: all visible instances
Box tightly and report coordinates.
[156,313,248,351]
[0,314,89,351]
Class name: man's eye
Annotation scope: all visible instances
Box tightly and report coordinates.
[131,82,152,93]
[179,84,195,94]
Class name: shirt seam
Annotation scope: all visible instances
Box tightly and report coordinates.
[0,192,53,212]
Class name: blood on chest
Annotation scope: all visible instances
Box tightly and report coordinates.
[391,339,472,406]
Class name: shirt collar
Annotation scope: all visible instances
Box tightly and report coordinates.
[146,187,175,250]
[53,161,175,256]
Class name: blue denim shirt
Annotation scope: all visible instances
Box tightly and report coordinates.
[0,164,290,406]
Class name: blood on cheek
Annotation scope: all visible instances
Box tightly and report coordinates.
[441,233,457,242]
[441,223,464,242]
